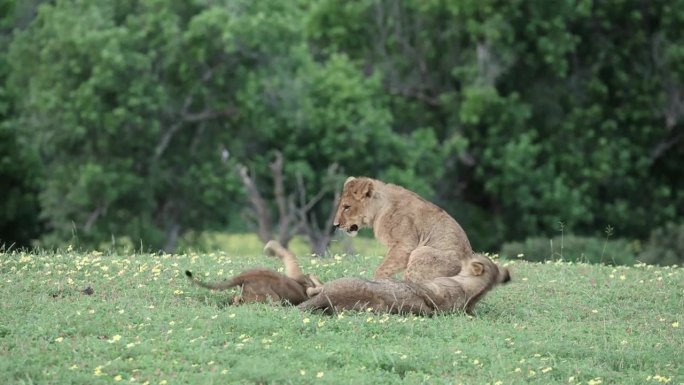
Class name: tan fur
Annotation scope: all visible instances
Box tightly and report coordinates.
[334,177,474,281]
[185,240,322,305]
[262,240,323,290]
[297,254,511,315]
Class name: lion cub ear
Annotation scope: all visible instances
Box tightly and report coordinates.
[352,179,374,200]
[344,176,357,186]
[470,262,485,276]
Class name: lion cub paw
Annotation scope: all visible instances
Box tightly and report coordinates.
[263,240,282,257]
[306,286,323,298]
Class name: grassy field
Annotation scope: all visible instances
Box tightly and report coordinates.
[1,242,682,385]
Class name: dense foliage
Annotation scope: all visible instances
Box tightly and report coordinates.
[640,222,684,266]
[0,0,42,248]
[1,0,682,258]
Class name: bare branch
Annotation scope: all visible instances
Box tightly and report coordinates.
[184,106,237,123]
[153,95,193,159]
[163,221,181,253]
[325,187,342,233]
[154,104,236,160]
[278,194,304,246]
[270,152,289,235]
[292,163,341,256]
[83,203,108,232]
[236,152,342,255]
[651,32,684,159]
[387,87,441,106]
[237,164,273,243]
[664,86,684,129]
[153,66,236,160]
[201,66,214,83]
[295,173,329,214]
[649,133,684,164]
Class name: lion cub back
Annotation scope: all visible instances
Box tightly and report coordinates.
[186,268,309,305]
[233,269,309,304]
[297,278,434,314]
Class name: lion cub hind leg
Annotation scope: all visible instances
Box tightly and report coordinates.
[298,278,372,314]
[264,240,307,281]
[264,240,324,293]
[373,245,412,279]
[404,246,464,282]
[298,278,434,315]
[306,275,325,298]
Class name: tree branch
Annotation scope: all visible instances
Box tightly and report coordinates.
[184,106,237,123]
[153,66,237,160]
[387,87,441,107]
[163,221,181,253]
[237,164,273,243]
[154,95,193,159]
[292,163,341,256]
[649,133,683,164]
[269,151,295,245]
[83,202,108,232]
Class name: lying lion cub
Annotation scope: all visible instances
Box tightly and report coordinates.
[334,177,475,282]
[185,240,322,305]
[298,253,510,315]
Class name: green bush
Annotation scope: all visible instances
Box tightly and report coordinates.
[639,223,684,266]
[499,235,639,266]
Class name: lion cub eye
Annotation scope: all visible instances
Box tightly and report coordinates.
[343,204,350,211]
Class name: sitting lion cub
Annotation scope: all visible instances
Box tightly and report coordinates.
[298,253,510,315]
[185,240,322,305]
[334,177,475,282]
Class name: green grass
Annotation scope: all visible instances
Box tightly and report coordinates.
[1,243,682,385]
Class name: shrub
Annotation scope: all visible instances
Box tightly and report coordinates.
[639,223,684,266]
[499,235,639,266]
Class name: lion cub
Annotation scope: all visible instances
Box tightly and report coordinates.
[185,240,322,305]
[297,253,510,315]
[333,177,476,282]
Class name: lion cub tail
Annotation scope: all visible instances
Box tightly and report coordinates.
[185,270,241,291]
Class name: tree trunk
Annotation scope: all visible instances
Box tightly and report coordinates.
[163,221,181,253]
[237,164,273,243]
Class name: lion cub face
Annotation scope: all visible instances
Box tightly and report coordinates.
[333,177,374,237]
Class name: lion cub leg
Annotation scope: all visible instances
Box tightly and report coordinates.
[373,245,412,279]
[264,240,323,296]
[264,240,308,281]
[404,246,464,282]
[306,276,324,298]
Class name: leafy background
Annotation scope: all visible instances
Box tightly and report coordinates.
[0,0,683,265]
